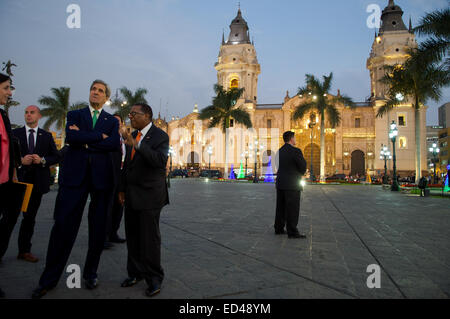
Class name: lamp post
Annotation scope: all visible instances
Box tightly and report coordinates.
[207,145,213,178]
[252,139,264,183]
[389,121,399,191]
[379,144,392,184]
[429,143,440,184]
[308,113,317,182]
[168,146,174,188]
[241,149,249,178]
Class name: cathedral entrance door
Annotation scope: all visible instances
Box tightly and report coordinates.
[351,150,365,177]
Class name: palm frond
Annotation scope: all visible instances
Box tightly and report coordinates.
[292,101,316,120]
[230,108,252,129]
[325,105,341,128]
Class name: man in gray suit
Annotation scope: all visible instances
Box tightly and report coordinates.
[118,103,169,297]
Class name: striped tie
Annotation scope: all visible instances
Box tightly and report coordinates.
[130,132,142,160]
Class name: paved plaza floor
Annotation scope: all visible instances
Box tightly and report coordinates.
[0,179,449,299]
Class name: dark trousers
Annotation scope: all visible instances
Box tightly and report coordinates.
[106,187,124,241]
[18,190,43,254]
[275,189,301,235]
[39,181,110,288]
[0,182,21,259]
[124,206,164,287]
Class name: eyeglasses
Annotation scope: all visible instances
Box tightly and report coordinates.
[128,111,145,117]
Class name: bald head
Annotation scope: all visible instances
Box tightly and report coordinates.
[25,105,41,128]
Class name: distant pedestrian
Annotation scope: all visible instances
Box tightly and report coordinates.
[274,131,307,238]
[418,176,428,197]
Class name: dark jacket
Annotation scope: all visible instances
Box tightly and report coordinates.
[275,143,307,191]
[12,127,61,193]
[120,124,169,211]
[0,109,20,182]
[59,107,120,190]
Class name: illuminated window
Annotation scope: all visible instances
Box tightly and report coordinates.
[230,78,239,89]
[398,114,406,126]
[399,137,407,149]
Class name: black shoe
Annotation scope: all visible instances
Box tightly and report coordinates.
[84,278,99,290]
[121,277,142,287]
[104,242,114,249]
[0,287,5,298]
[110,236,126,244]
[288,233,307,239]
[145,283,161,297]
[275,230,286,235]
[31,286,53,299]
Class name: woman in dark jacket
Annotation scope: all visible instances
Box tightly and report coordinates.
[0,72,21,298]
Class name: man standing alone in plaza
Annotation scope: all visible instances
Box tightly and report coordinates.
[32,80,120,299]
[274,131,307,238]
[118,103,169,297]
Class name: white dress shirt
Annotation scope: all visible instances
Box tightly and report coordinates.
[136,122,152,149]
[89,105,103,119]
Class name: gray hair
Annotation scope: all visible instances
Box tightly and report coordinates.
[90,79,111,98]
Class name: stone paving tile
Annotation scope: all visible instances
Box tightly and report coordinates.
[0,180,449,299]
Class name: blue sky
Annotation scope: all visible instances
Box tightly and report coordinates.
[1,0,449,127]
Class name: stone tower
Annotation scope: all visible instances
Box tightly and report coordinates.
[367,0,426,176]
[215,9,261,104]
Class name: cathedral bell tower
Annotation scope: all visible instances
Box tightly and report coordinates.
[215,8,261,104]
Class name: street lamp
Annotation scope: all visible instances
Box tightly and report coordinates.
[168,146,174,188]
[252,139,264,183]
[389,121,399,191]
[379,144,392,184]
[242,149,249,178]
[308,113,317,182]
[429,143,440,184]
[207,145,213,178]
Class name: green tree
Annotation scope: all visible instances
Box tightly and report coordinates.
[293,73,355,181]
[414,7,449,71]
[39,87,88,146]
[111,87,148,120]
[378,51,449,182]
[199,84,252,177]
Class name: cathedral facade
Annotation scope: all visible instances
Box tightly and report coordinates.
[161,1,427,178]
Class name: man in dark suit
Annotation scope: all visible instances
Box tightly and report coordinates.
[104,113,126,249]
[118,103,169,297]
[32,80,120,299]
[274,131,307,238]
[0,105,60,263]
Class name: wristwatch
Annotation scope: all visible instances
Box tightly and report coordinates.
[41,157,46,167]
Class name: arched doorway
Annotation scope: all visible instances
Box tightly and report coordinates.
[351,150,365,177]
[303,144,320,177]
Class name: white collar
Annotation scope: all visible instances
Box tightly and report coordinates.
[139,122,152,138]
[25,124,39,132]
[89,105,103,115]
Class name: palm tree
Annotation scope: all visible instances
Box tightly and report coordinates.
[293,73,355,181]
[199,84,253,178]
[414,7,449,71]
[3,99,20,117]
[39,87,88,146]
[378,51,449,182]
[111,87,148,120]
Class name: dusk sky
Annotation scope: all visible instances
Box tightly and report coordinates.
[1,0,449,127]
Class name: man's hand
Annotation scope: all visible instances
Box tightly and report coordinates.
[118,192,125,206]
[69,124,80,131]
[102,133,109,139]
[120,127,137,148]
[31,154,42,164]
[21,155,33,166]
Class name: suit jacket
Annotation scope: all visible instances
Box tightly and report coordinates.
[12,127,61,194]
[59,107,120,190]
[110,141,123,188]
[120,124,169,211]
[0,109,20,182]
[275,143,307,191]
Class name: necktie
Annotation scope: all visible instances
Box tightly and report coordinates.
[92,110,99,128]
[130,132,142,160]
[28,129,35,154]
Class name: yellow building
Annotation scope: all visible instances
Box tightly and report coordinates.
[164,1,428,179]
